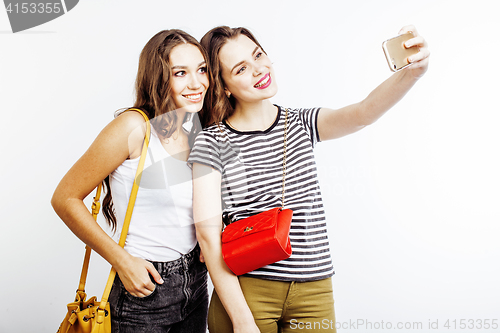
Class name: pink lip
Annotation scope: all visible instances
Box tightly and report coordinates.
[254,73,271,89]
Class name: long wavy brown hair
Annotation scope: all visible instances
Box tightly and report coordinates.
[102,29,209,231]
[199,26,265,128]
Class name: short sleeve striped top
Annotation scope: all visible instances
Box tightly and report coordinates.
[188,105,334,281]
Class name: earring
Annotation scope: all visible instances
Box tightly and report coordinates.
[226,91,231,98]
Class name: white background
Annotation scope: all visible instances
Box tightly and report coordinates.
[1,1,499,332]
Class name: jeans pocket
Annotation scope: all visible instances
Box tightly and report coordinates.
[125,282,158,301]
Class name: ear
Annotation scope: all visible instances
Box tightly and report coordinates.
[224,88,231,98]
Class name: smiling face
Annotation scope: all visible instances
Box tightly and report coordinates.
[219,34,277,106]
[169,43,209,114]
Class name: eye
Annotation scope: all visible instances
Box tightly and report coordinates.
[174,71,186,77]
[198,66,207,74]
[255,52,262,60]
[237,66,246,74]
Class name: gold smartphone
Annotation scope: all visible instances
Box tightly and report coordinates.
[382,32,419,72]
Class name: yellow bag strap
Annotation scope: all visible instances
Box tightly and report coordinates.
[75,108,151,316]
[97,108,151,314]
[77,184,102,293]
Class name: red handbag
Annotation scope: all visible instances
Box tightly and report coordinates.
[221,207,293,275]
[221,108,293,276]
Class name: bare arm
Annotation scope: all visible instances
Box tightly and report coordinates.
[317,25,430,141]
[192,163,260,332]
[51,111,163,297]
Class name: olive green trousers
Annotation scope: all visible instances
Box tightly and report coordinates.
[208,276,336,333]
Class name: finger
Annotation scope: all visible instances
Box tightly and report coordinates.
[409,48,430,64]
[399,24,418,36]
[405,35,425,49]
[131,290,148,298]
[143,281,156,295]
[132,278,156,297]
[131,286,154,298]
[146,263,164,284]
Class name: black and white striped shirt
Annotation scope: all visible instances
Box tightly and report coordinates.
[188,105,334,281]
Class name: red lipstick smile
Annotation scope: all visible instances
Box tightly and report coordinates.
[254,73,271,89]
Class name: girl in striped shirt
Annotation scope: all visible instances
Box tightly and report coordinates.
[189,25,429,333]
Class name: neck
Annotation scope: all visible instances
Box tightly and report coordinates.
[229,99,277,131]
[175,108,187,129]
[161,108,188,140]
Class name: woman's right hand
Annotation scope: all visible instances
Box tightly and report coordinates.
[116,255,164,297]
[234,324,261,333]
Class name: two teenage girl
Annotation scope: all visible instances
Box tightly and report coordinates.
[53,25,429,333]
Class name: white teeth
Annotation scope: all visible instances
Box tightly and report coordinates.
[184,93,202,100]
[255,75,270,88]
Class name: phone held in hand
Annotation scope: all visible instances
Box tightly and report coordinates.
[382,32,419,72]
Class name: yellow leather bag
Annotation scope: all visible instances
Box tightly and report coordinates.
[57,109,150,333]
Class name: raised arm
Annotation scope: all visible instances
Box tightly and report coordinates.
[192,163,260,333]
[51,111,163,297]
[317,25,430,141]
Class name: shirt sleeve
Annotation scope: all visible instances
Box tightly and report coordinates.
[188,130,223,174]
[296,107,321,147]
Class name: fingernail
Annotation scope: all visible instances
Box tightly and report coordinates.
[159,278,164,284]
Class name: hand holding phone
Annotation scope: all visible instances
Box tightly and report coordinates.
[382,32,420,72]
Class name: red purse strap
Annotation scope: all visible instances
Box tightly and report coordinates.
[218,107,289,219]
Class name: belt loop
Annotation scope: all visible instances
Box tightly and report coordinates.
[181,253,189,271]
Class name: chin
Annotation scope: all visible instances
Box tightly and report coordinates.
[183,103,203,114]
[264,87,278,99]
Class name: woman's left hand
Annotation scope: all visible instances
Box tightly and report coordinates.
[399,25,430,80]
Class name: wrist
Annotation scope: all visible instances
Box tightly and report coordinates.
[228,305,254,325]
[231,314,256,328]
[109,247,131,271]
[400,66,421,83]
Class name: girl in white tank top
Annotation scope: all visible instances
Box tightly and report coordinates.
[52,29,211,332]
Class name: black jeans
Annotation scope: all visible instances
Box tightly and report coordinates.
[109,245,209,333]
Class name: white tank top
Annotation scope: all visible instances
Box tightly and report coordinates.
[109,126,197,262]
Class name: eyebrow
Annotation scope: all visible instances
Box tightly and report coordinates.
[231,46,259,73]
[171,61,206,70]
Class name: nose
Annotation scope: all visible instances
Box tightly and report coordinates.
[188,73,202,90]
[253,62,266,77]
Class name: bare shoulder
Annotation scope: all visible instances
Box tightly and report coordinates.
[95,110,149,159]
[113,110,148,131]
[103,110,147,139]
